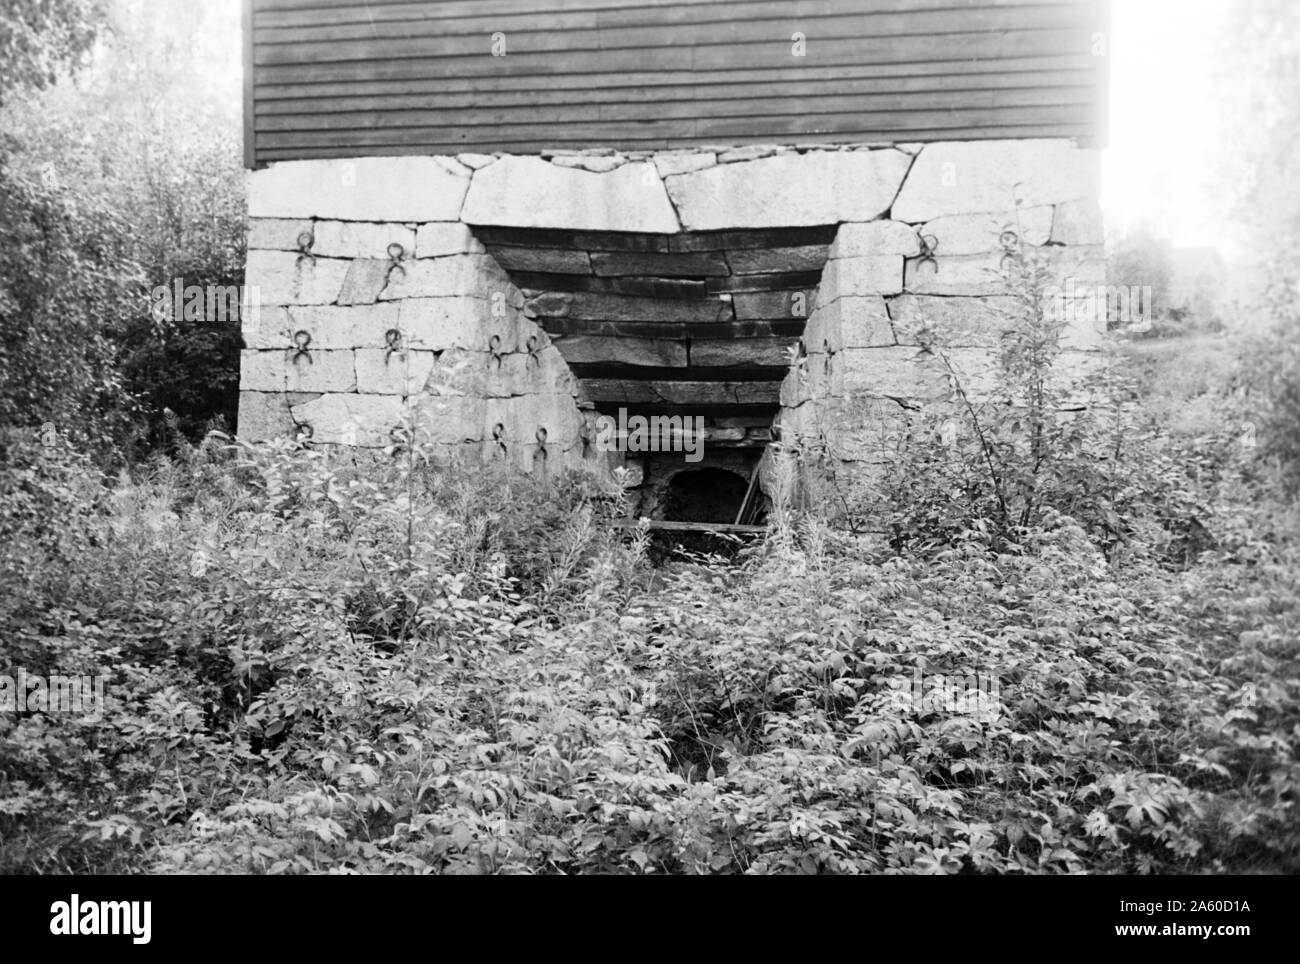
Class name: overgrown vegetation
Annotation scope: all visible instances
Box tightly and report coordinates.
[0,0,244,458]
[1,311,1296,872]
[0,0,1296,877]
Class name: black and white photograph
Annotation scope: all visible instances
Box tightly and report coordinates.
[0,0,1294,923]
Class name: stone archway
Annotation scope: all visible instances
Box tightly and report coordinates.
[659,467,751,525]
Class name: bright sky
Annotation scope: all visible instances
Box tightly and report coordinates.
[1102,0,1231,248]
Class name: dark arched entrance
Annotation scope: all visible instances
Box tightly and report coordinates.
[660,467,749,524]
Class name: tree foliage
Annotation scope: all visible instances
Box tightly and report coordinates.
[0,0,105,104]
[0,161,142,451]
[0,0,243,455]
[1,317,1295,875]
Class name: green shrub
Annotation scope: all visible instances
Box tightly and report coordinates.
[1,379,1295,873]
[0,161,142,452]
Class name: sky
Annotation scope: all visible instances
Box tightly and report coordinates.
[1102,0,1231,248]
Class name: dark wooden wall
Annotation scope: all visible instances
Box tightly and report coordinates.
[244,0,1109,167]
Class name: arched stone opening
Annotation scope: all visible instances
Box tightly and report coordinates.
[659,467,750,524]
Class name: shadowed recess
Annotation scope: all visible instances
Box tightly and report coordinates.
[471,224,835,430]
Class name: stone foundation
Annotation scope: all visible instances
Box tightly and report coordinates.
[239,138,1104,515]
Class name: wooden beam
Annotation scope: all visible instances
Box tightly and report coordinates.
[593,402,778,419]
[511,272,709,300]
[568,363,788,382]
[538,318,807,339]
[243,0,257,168]
[582,379,781,406]
[735,465,762,526]
[611,519,767,535]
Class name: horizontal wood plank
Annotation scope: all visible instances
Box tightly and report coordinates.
[254,0,1091,27]
[256,70,1097,111]
[568,363,790,381]
[255,124,1093,159]
[245,0,1108,164]
[608,518,767,535]
[253,29,1094,76]
[256,86,1096,130]
[254,55,1097,98]
[539,318,809,339]
[255,104,1093,148]
[254,5,1093,50]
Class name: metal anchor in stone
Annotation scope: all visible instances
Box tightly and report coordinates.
[292,330,313,365]
[384,328,403,365]
[295,228,315,265]
[999,229,1022,274]
[916,232,939,274]
[384,241,407,286]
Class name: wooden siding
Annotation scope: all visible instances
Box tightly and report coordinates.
[245,0,1109,167]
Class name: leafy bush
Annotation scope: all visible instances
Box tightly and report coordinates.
[1245,325,1300,493]
[844,251,1237,564]
[1,413,1295,874]
[0,0,244,458]
[0,161,142,452]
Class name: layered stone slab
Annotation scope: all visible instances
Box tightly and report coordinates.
[839,346,952,401]
[492,247,593,274]
[892,140,1100,222]
[354,349,440,395]
[730,290,817,322]
[237,390,320,440]
[415,222,486,258]
[481,393,585,446]
[274,303,401,349]
[820,256,905,297]
[290,393,407,446]
[690,337,798,368]
[461,157,680,232]
[248,218,313,252]
[549,335,689,367]
[591,251,730,277]
[241,349,357,394]
[727,245,830,274]
[903,253,1017,296]
[238,141,1105,505]
[583,380,781,406]
[802,296,896,351]
[398,297,526,352]
[828,221,920,259]
[1051,199,1106,245]
[888,294,1022,348]
[652,150,717,178]
[246,252,351,306]
[917,207,1054,255]
[381,254,511,301]
[904,245,1105,296]
[664,149,912,230]
[249,157,470,222]
[311,222,417,260]
[336,260,392,305]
